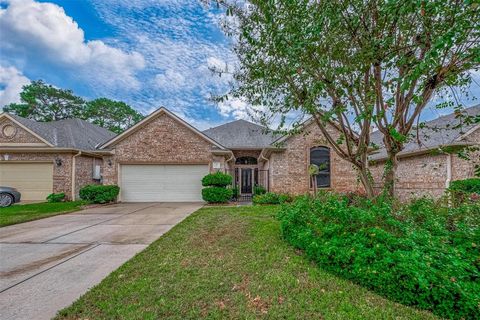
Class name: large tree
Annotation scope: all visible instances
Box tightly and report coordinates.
[83,98,144,134]
[3,80,85,121]
[2,80,144,134]
[213,0,480,197]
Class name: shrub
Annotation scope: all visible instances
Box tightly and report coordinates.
[231,186,239,201]
[202,187,233,203]
[79,185,119,204]
[202,172,233,187]
[448,178,480,204]
[46,192,65,203]
[449,178,480,194]
[253,192,292,205]
[253,184,267,195]
[278,193,480,319]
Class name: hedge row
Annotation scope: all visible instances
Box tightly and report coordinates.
[79,185,119,204]
[278,193,480,319]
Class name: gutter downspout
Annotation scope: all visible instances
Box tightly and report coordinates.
[445,153,452,189]
[71,151,82,200]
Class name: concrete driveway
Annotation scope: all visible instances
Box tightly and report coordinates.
[0,202,203,320]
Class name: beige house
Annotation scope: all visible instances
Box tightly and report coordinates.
[1,105,478,202]
[0,113,114,201]
[369,105,480,200]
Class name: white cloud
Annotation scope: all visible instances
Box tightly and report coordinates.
[218,97,250,119]
[89,0,238,120]
[155,69,186,90]
[0,0,145,89]
[0,65,30,107]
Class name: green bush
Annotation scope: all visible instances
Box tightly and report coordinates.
[278,193,480,319]
[448,178,480,204]
[231,186,239,200]
[79,185,119,204]
[46,192,65,203]
[253,184,267,195]
[449,178,480,194]
[253,192,292,205]
[202,187,233,203]
[201,172,233,187]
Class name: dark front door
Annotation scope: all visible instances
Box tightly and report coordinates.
[241,168,253,194]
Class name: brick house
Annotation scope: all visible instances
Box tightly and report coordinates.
[1,105,478,202]
[369,105,480,201]
[0,113,114,201]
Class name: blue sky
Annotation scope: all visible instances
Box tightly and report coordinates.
[0,0,240,129]
[0,0,479,129]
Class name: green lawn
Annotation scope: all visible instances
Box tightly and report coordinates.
[56,206,436,320]
[0,201,84,227]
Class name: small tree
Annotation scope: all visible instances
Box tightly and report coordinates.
[201,172,233,203]
[210,0,480,198]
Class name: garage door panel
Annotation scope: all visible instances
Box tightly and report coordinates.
[121,164,208,202]
[0,163,53,201]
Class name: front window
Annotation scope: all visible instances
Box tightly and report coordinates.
[310,147,331,188]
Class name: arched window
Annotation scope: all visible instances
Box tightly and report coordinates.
[236,156,257,165]
[310,147,330,188]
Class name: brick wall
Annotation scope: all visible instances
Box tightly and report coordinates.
[369,127,479,201]
[74,155,102,199]
[269,121,362,195]
[0,118,45,144]
[104,112,226,184]
[452,127,480,181]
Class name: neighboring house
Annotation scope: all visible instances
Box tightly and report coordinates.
[1,105,478,202]
[99,108,361,202]
[369,105,480,200]
[0,113,115,201]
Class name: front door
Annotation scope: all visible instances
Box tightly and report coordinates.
[241,168,253,194]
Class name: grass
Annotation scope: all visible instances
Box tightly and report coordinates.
[0,201,84,227]
[56,206,436,320]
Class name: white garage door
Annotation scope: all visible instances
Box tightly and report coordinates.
[120,164,209,202]
[0,162,53,201]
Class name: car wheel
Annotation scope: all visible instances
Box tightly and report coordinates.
[0,193,14,207]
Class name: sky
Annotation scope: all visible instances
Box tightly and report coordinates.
[0,0,243,129]
[0,0,479,130]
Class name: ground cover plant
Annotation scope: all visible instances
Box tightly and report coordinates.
[0,201,84,227]
[278,193,480,319]
[56,206,435,319]
[253,192,292,205]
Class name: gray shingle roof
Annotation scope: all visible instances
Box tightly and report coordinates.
[203,119,278,149]
[370,105,480,160]
[7,114,116,150]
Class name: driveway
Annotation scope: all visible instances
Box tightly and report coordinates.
[0,202,203,320]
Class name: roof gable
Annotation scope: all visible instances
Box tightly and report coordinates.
[203,119,277,149]
[0,113,54,146]
[0,113,116,150]
[370,104,480,160]
[100,107,226,149]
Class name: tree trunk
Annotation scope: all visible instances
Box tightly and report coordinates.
[357,165,375,198]
[383,152,398,197]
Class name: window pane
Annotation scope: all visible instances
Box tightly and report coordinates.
[310,147,330,187]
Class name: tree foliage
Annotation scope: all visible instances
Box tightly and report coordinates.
[3,80,85,121]
[2,80,143,134]
[84,98,144,134]
[214,0,480,197]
